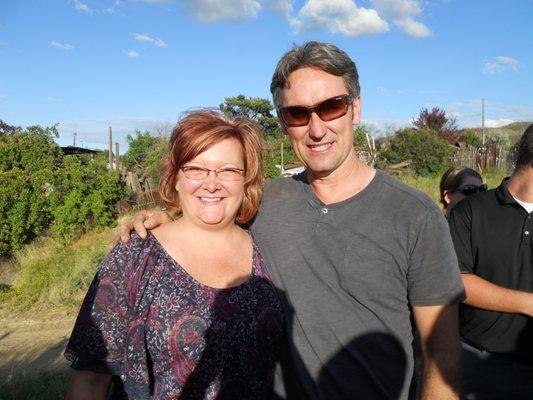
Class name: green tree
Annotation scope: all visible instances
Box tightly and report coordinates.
[0,124,125,255]
[121,129,158,171]
[220,95,281,137]
[487,131,510,149]
[381,128,454,176]
[461,131,482,148]
[354,125,371,148]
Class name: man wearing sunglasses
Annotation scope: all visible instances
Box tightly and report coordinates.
[448,125,533,399]
[117,42,465,399]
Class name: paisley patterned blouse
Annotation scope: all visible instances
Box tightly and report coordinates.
[65,232,284,400]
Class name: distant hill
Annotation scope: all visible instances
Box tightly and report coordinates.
[463,121,532,145]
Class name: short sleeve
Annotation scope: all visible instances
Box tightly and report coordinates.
[65,241,135,375]
[448,200,475,274]
[407,206,466,306]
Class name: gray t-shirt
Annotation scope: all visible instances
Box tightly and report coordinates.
[250,170,465,400]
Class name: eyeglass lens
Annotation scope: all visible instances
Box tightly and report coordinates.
[182,166,243,181]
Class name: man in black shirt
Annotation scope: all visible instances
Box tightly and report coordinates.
[448,124,533,399]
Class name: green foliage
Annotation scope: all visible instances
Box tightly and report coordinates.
[354,125,370,148]
[381,128,454,176]
[121,129,158,170]
[0,124,63,173]
[0,168,53,255]
[121,129,168,185]
[487,131,510,149]
[0,124,125,256]
[263,136,298,179]
[143,136,169,185]
[50,157,123,242]
[461,131,482,148]
[220,94,281,137]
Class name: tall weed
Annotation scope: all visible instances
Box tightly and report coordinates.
[0,229,112,313]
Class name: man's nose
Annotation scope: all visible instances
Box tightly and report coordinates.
[308,112,327,141]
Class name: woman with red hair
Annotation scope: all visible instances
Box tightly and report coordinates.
[65,110,283,400]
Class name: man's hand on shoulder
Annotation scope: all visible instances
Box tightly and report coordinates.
[109,209,173,250]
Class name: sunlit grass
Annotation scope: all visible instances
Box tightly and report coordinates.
[0,229,112,314]
[398,168,508,211]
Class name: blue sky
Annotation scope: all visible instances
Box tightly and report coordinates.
[1,0,532,151]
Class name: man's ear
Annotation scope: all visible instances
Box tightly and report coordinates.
[352,96,362,125]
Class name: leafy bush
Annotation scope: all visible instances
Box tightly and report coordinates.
[461,131,482,148]
[380,128,454,176]
[0,124,125,256]
[354,125,371,148]
[487,131,510,149]
[50,156,124,242]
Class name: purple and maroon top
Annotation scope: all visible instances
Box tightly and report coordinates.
[65,232,284,400]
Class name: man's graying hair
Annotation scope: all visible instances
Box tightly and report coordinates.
[515,123,533,172]
[270,41,360,109]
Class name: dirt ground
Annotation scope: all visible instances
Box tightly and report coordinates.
[0,311,75,379]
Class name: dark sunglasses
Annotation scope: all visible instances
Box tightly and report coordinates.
[456,184,487,196]
[277,95,354,127]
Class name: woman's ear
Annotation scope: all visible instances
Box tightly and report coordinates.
[443,190,452,205]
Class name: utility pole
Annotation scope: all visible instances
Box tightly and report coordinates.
[108,126,113,171]
[481,98,485,146]
[73,132,77,147]
[115,142,120,177]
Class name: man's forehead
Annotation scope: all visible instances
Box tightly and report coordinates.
[280,67,348,106]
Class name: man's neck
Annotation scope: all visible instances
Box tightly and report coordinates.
[507,167,533,203]
[307,154,376,204]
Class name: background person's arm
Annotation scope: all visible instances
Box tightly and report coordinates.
[413,304,460,400]
[65,370,112,400]
[461,273,533,317]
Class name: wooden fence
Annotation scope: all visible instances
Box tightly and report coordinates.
[451,144,516,173]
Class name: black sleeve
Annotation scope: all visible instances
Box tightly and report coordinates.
[448,201,475,274]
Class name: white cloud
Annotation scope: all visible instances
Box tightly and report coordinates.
[495,56,518,66]
[73,0,94,14]
[183,0,262,23]
[51,41,75,50]
[47,96,60,102]
[0,95,6,101]
[395,16,431,37]
[291,0,389,37]
[133,33,167,47]
[134,0,432,38]
[370,0,431,37]
[126,50,140,58]
[483,56,519,75]
[484,118,515,128]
